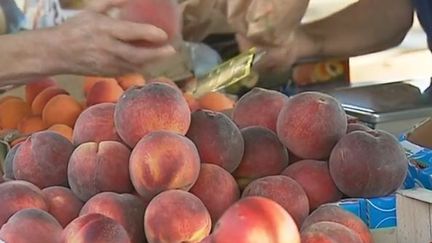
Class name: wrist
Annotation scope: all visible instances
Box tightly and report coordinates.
[293,26,324,62]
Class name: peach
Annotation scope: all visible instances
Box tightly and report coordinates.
[301,221,362,243]
[17,115,47,134]
[277,92,347,159]
[116,73,146,90]
[0,208,63,243]
[282,160,342,210]
[42,186,84,227]
[114,83,191,147]
[83,76,117,96]
[147,76,180,91]
[329,130,408,197]
[184,93,201,112]
[25,77,58,104]
[233,87,287,132]
[13,131,74,188]
[80,192,145,243]
[301,204,373,243]
[209,197,300,243]
[42,94,83,127]
[86,81,124,106]
[0,98,31,129]
[144,190,211,243]
[61,213,131,243]
[119,0,181,41]
[347,123,372,133]
[233,126,289,189]
[189,163,240,223]
[3,144,20,180]
[68,141,133,201]
[186,110,244,172]
[48,124,73,142]
[0,96,21,105]
[31,87,69,115]
[198,92,234,112]
[129,131,200,200]
[242,175,309,227]
[0,180,48,227]
[72,103,121,145]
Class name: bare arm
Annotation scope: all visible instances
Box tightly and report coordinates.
[297,0,414,60]
[0,0,175,85]
[245,0,415,72]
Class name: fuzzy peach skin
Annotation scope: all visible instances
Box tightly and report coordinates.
[208,196,300,243]
[80,192,145,243]
[13,131,74,188]
[129,131,200,201]
[114,83,191,147]
[144,190,211,243]
[68,141,133,201]
[186,110,244,173]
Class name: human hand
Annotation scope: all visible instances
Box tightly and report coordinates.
[46,0,176,76]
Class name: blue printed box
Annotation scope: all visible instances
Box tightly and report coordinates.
[399,134,432,190]
[336,195,396,229]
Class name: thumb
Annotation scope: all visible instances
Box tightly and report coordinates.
[86,0,128,14]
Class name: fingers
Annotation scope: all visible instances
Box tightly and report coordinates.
[104,20,169,44]
[86,0,127,14]
[111,39,176,65]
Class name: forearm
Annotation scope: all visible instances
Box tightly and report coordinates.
[0,29,58,84]
[296,0,414,60]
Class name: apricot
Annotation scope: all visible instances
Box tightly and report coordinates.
[242,175,309,227]
[17,115,47,134]
[282,160,342,210]
[301,204,373,243]
[61,213,131,243]
[3,144,20,180]
[233,87,287,132]
[0,98,31,129]
[189,163,240,223]
[13,131,74,188]
[0,208,62,243]
[329,130,408,197]
[86,81,124,106]
[209,197,300,243]
[47,124,73,142]
[42,186,84,227]
[25,77,58,104]
[144,190,211,243]
[73,103,121,145]
[129,131,200,200]
[68,141,133,201]
[83,76,117,96]
[31,87,69,115]
[183,92,201,112]
[42,94,83,127]
[80,192,145,243]
[233,126,289,189]
[198,92,234,112]
[114,83,190,147]
[301,221,362,243]
[116,73,146,90]
[186,110,244,173]
[277,92,347,159]
[0,180,48,227]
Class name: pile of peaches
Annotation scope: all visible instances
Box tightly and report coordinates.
[0,73,407,243]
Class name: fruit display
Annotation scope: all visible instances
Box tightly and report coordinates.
[0,71,409,242]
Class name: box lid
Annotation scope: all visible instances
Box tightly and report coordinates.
[397,188,432,203]
[326,78,432,123]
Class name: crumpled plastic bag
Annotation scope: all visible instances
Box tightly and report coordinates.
[180,0,309,46]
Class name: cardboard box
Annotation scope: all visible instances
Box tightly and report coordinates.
[397,188,432,243]
[335,195,397,229]
[399,118,432,190]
